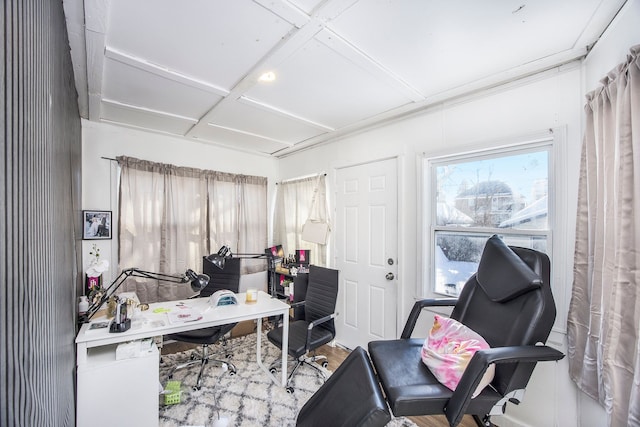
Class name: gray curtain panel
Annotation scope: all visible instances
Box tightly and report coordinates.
[567,44,640,427]
[117,156,267,302]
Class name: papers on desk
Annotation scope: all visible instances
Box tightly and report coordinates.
[87,321,110,331]
[166,307,203,324]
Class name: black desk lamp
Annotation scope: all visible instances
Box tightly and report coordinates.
[205,245,268,269]
[206,246,280,297]
[81,267,210,323]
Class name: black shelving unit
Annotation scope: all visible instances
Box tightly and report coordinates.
[267,264,309,321]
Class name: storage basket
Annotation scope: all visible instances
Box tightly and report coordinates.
[163,380,182,405]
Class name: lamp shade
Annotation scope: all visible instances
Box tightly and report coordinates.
[206,253,227,269]
[205,246,267,270]
[205,245,232,269]
[186,269,210,292]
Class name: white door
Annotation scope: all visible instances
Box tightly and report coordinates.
[334,158,398,350]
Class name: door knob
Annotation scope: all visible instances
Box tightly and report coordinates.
[385,272,395,280]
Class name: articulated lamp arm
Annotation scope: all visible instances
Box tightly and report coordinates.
[82,267,209,322]
[205,245,268,269]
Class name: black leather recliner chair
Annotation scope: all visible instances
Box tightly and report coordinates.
[296,235,564,427]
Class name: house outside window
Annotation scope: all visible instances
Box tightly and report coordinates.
[423,140,552,296]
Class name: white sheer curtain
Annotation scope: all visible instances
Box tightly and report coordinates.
[207,172,267,274]
[118,157,267,302]
[567,45,640,427]
[273,175,328,266]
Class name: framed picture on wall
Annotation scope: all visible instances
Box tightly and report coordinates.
[83,210,112,240]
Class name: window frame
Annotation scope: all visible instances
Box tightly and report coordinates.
[421,134,556,298]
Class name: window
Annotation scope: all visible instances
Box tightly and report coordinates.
[423,140,552,296]
[117,156,267,302]
[273,174,328,267]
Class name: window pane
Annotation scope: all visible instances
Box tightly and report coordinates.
[436,151,548,230]
[435,232,486,295]
[434,231,548,295]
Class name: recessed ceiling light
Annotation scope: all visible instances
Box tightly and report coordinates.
[258,71,276,82]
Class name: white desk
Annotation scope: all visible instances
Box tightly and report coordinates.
[75,291,289,427]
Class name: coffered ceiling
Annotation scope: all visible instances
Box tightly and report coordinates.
[63,0,626,157]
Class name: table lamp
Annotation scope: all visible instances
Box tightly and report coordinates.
[80,267,210,323]
[205,246,280,299]
[205,245,268,269]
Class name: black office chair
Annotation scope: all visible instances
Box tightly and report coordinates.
[267,265,339,393]
[166,257,242,390]
[296,235,564,427]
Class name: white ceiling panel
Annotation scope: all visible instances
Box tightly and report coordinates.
[245,35,414,129]
[65,0,628,157]
[192,123,291,155]
[208,98,330,144]
[288,0,326,16]
[103,58,224,120]
[101,101,197,135]
[327,0,612,97]
[107,0,294,90]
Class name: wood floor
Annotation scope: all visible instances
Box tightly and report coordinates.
[162,321,480,427]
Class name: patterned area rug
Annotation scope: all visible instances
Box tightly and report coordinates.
[159,332,416,427]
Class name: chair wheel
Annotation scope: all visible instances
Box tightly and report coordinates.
[229,371,236,376]
[168,374,173,379]
[190,354,196,360]
[269,368,277,374]
[193,385,201,391]
[286,387,294,394]
[321,361,329,368]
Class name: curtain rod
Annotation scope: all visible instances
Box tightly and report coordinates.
[103,157,327,183]
[277,172,326,185]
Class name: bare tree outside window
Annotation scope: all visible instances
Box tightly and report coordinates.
[427,146,551,296]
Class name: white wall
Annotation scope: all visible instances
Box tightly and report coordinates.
[583,0,640,91]
[81,120,279,284]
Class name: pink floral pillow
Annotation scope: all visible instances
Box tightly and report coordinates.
[421,315,495,397]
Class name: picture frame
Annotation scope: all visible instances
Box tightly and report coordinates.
[295,249,311,265]
[83,210,112,240]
